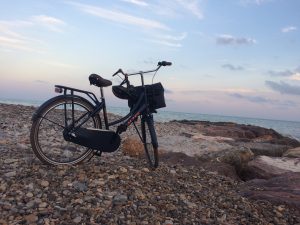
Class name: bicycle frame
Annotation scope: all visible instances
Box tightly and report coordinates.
[54,82,148,136]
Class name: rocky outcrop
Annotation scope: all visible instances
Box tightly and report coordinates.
[240,172,300,210]
[283,147,300,158]
[243,156,300,180]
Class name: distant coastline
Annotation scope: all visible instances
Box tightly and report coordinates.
[1,98,300,140]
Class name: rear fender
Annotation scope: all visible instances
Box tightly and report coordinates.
[31,95,95,121]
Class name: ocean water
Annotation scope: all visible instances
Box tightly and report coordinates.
[1,98,300,141]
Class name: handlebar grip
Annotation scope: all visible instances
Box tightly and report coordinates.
[158,61,172,66]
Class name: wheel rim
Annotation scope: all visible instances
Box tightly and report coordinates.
[33,99,98,165]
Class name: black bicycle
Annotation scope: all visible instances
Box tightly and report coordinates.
[30,61,172,168]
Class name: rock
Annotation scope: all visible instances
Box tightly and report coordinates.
[112,194,128,206]
[200,162,240,181]
[4,171,16,177]
[4,159,19,164]
[122,137,144,157]
[40,180,49,187]
[240,172,300,209]
[119,167,128,173]
[283,147,300,158]
[242,142,288,157]
[25,214,38,223]
[73,181,88,192]
[73,216,82,223]
[244,156,300,180]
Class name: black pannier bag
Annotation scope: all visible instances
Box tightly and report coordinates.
[112,83,166,111]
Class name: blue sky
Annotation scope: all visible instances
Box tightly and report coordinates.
[0,0,300,121]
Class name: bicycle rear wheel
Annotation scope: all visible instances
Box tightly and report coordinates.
[141,115,158,168]
[30,95,101,166]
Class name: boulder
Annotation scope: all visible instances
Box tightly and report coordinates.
[242,142,288,157]
[199,146,254,174]
[240,172,300,209]
[283,147,300,158]
[243,156,300,180]
[159,151,241,180]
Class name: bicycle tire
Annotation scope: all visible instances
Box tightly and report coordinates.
[141,115,159,168]
[30,95,102,166]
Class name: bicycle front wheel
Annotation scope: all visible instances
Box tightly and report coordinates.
[141,115,159,168]
[30,95,102,166]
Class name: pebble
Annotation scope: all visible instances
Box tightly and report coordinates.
[73,216,82,223]
[41,180,49,187]
[4,171,17,177]
[0,103,299,225]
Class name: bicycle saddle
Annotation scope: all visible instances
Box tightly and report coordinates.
[89,74,112,87]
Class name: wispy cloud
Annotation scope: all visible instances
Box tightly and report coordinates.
[222,64,244,71]
[121,0,148,7]
[265,80,300,96]
[229,92,297,107]
[267,66,300,77]
[240,0,273,5]
[281,26,297,33]
[32,15,66,32]
[216,34,256,45]
[147,32,187,48]
[68,2,169,30]
[175,0,203,19]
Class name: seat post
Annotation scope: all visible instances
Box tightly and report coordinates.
[100,87,104,98]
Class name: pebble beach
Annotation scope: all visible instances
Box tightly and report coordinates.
[1,103,300,224]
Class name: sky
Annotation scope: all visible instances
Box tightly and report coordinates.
[0,0,300,121]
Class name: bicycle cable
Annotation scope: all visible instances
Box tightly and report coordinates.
[151,70,158,84]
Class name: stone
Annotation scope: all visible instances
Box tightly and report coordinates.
[283,147,300,158]
[244,156,300,180]
[73,216,82,223]
[4,159,19,164]
[241,172,300,210]
[4,171,16,177]
[25,214,38,223]
[41,180,49,187]
[119,167,128,173]
[73,181,88,192]
[112,194,128,206]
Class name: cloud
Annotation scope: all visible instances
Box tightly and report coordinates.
[222,64,244,71]
[229,92,297,107]
[216,34,256,45]
[121,0,148,7]
[265,80,300,96]
[281,26,297,33]
[240,0,273,5]
[175,0,203,19]
[147,32,187,48]
[68,2,169,30]
[0,20,44,52]
[267,66,300,77]
[229,93,269,103]
[31,15,66,32]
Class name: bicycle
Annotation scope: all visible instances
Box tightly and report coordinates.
[30,61,172,168]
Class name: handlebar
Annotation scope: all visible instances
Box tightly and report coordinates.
[112,61,172,77]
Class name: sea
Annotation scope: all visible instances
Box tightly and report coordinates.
[1,98,300,141]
